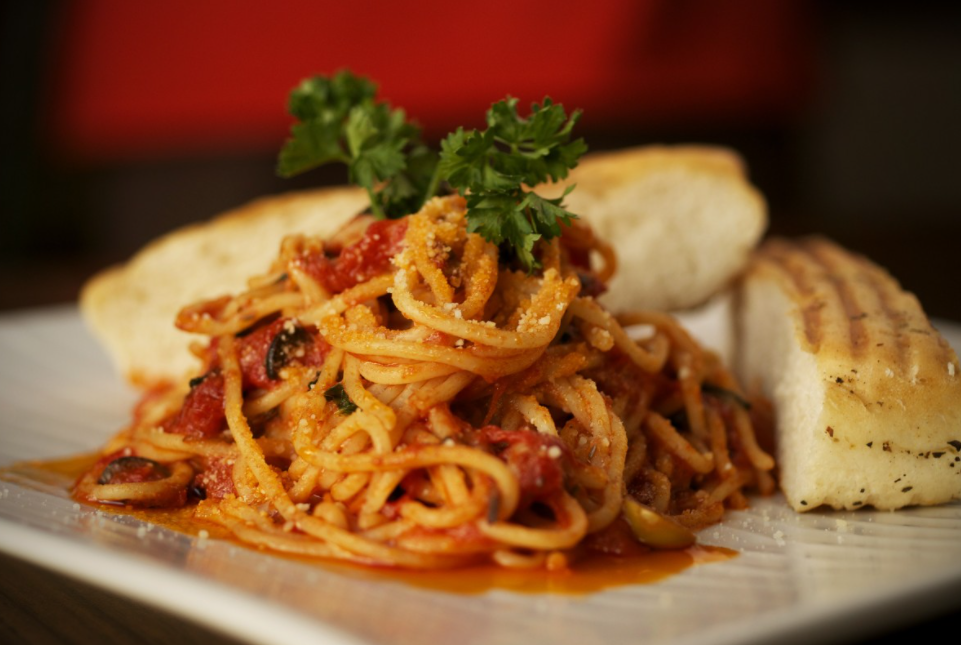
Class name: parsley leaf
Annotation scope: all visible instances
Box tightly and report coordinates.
[277,74,375,176]
[324,383,358,415]
[438,97,587,270]
[277,71,437,219]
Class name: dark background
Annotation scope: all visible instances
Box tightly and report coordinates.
[2,1,960,320]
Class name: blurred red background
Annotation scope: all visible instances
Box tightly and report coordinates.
[48,0,813,161]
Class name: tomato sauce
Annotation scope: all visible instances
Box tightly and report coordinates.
[328,544,734,595]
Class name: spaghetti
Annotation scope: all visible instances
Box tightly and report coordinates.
[74,195,775,570]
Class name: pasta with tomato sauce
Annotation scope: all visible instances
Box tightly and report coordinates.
[74,194,775,570]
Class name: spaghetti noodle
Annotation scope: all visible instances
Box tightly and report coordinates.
[74,194,775,570]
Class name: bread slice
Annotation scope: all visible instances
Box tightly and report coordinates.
[551,145,767,313]
[736,236,961,511]
[80,145,765,387]
[80,186,368,386]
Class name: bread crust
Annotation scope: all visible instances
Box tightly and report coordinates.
[737,236,961,511]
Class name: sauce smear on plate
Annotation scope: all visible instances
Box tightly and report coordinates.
[2,454,736,595]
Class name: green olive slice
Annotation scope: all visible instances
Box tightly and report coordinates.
[622,497,696,549]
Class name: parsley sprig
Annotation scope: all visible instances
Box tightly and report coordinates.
[277,71,587,270]
[439,97,587,270]
[277,72,438,219]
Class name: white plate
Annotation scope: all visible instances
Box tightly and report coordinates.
[2,306,961,645]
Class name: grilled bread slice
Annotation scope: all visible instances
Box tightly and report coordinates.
[736,237,961,511]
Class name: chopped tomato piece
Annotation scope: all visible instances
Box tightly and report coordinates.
[191,457,236,500]
[295,218,407,294]
[165,373,226,438]
[236,318,328,390]
[480,425,567,505]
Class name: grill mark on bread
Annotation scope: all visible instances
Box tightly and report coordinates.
[822,238,940,382]
[800,300,822,350]
[862,264,912,376]
[756,237,961,385]
[759,239,823,350]
[805,241,870,359]
[759,237,927,375]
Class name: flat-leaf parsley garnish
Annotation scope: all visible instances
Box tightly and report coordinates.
[277,71,587,271]
[439,97,586,270]
[277,71,438,220]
